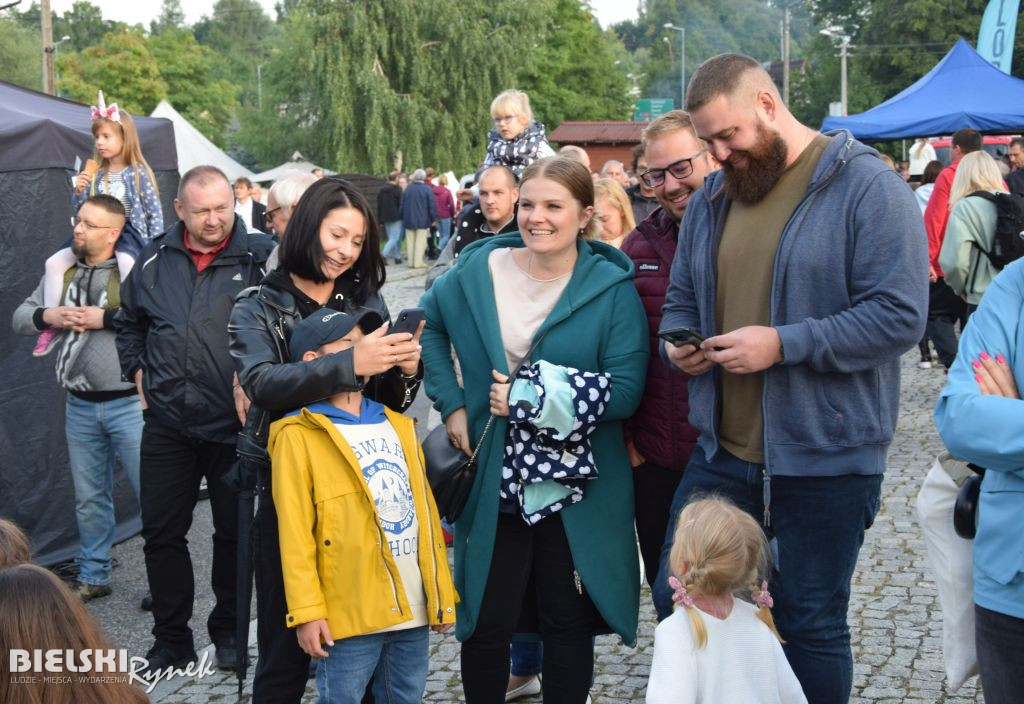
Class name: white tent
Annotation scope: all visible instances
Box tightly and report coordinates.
[150,100,256,182]
[250,151,330,183]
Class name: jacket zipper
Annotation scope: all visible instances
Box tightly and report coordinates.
[377,519,404,616]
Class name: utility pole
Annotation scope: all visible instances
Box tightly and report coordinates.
[782,7,791,104]
[41,0,55,95]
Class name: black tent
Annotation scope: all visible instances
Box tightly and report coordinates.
[0,81,180,565]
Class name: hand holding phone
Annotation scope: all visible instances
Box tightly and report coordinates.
[387,307,425,337]
[659,326,706,348]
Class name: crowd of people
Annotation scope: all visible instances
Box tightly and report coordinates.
[6,50,1024,704]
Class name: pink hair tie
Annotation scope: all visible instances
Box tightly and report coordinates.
[667,576,695,608]
[90,90,121,124]
[753,580,774,609]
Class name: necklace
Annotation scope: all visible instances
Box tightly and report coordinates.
[524,251,572,282]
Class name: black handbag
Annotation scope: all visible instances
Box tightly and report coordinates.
[953,464,986,540]
[424,333,546,524]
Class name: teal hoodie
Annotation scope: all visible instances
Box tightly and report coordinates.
[935,258,1024,619]
[420,233,649,644]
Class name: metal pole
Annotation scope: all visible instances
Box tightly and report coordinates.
[257,64,263,110]
[840,36,849,116]
[681,27,686,107]
[782,8,791,104]
[41,0,54,95]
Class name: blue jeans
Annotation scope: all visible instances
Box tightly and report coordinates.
[510,641,542,677]
[652,448,883,704]
[317,626,428,704]
[437,217,453,250]
[381,220,404,259]
[65,394,143,585]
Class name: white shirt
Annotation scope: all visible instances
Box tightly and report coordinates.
[334,419,427,630]
[235,198,254,231]
[909,142,937,176]
[646,601,807,704]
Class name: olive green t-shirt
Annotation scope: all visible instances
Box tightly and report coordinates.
[715,133,830,463]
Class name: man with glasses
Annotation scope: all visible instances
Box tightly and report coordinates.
[658,54,927,703]
[620,110,718,593]
[13,195,143,603]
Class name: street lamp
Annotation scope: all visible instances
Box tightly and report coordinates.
[820,28,851,116]
[663,23,685,108]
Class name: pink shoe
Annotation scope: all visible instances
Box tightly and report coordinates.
[32,327,62,357]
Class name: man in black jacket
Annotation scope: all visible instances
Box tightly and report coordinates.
[117,165,275,677]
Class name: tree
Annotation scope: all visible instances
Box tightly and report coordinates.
[58,31,168,115]
[517,0,633,126]
[56,1,120,52]
[149,29,239,144]
[194,0,276,108]
[0,20,42,91]
[151,0,186,35]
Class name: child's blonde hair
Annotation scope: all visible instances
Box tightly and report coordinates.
[668,497,782,648]
[91,110,160,203]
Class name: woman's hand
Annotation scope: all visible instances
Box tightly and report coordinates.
[974,352,1019,399]
[75,170,93,195]
[352,323,422,377]
[489,370,511,417]
[296,619,333,658]
[445,408,472,455]
[431,624,454,633]
[396,321,425,377]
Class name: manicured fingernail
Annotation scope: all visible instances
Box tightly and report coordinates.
[996,354,1006,364]
[972,359,982,368]
[980,352,991,361]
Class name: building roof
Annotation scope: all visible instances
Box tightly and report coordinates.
[549,121,649,145]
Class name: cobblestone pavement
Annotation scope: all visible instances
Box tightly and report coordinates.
[152,264,984,702]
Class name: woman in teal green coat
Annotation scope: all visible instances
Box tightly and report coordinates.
[420,156,648,703]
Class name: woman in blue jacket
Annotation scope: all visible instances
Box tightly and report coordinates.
[935,258,1024,704]
[421,156,648,703]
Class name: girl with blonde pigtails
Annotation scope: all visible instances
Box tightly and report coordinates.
[646,497,807,704]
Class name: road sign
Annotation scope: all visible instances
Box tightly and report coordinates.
[633,98,675,122]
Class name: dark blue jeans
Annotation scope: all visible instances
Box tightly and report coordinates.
[652,448,883,704]
[975,604,1024,704]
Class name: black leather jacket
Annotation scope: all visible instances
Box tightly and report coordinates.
[228,276,421,471]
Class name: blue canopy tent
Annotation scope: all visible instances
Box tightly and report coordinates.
[822,39,1024,139]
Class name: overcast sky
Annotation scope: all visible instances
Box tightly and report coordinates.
[47,0,638,29]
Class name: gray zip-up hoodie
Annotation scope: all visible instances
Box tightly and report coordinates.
[661,130,929,477]
[13,259,134,395]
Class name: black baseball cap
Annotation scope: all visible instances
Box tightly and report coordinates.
[289,307,384,361]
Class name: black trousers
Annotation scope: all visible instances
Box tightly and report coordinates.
[140,416,237,652]
[252,489,309,703]
[926,278,968,368]
[633,460,684,589]
[461,513,603,704]
[975,604,1024,704]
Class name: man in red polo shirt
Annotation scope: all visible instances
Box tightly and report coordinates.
[116,165,274,679]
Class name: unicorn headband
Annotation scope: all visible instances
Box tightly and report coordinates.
[90,90,121,123]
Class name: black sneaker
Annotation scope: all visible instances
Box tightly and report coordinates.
[140,592,153,611]
[214,635,238,671]
[71,581,112,602]
[139,643,197,681]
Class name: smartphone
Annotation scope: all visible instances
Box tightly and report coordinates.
[659,326,706,348]
[387,307,425,337]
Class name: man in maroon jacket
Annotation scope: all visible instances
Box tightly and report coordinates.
[620,110,719,588]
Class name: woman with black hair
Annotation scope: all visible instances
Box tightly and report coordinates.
[228,176,423,703]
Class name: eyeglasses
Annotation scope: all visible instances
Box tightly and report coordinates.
[639,150,708,188]
[266,206,281,220]
[492,114,519,126]
[70,216,110,231]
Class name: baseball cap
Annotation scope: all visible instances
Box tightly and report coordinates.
[288,307,384,361]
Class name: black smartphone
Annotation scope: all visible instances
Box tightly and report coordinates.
[659,326,706,348]
[387,307,425,337]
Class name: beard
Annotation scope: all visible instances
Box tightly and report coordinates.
[70,240,87,260]
[721,121,789,205]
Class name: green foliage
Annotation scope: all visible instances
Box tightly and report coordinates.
[0,19,43,91]
[193,0,276,108]
[58,30,168,114]
[151,0,186,35]
[517,0,633,125]
[149,29,239,145]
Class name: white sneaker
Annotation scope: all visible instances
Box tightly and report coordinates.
[505,674,542,701]
[918,359,933,369]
